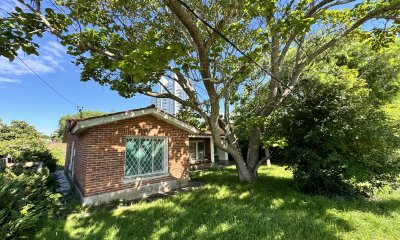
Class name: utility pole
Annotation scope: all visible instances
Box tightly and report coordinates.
[77,106,84,119]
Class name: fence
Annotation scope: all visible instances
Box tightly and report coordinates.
[0,157,43,172]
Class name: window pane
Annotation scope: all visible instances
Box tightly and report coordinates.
[125,138,167,177]
[153,139,165,172]
[198,142,205,160]
[125,138,140,176]
[189,142,197,160]
[140,139,153,174]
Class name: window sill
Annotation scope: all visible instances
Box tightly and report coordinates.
[190,159,209,164]
[123,173,169,184]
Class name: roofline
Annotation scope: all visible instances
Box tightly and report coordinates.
[189,134,226,138]
[70,107,199,135]
[189,135,211,138]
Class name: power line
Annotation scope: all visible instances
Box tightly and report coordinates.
[175,0,291,90]
[16,55,82,108]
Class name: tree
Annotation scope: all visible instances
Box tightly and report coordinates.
[331,41,400,104]
[257,40,400,196]
[1,0,399,182]
[176,105,206,130]
[266,78,400,196]
[0,120,58,171]
[0,120,46,158]
[55,110,106,142]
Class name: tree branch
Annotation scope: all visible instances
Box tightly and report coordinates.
[300,1,400,70]
[16,0,121,59]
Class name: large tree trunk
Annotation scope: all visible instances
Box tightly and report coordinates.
[231,150,257,182]
[224,129,264,182]
[216,132,258,182]
[266,149,271,166]
[247,129,261,176]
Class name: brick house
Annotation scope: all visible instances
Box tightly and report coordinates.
[64,105,228,205]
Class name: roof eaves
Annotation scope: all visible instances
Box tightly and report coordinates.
[71,108,154,134]
[150,110,199,134]
[70,106,200,135]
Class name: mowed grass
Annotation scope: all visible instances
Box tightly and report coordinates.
[36,165,400,240]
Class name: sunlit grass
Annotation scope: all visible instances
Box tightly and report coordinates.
[36,165,400,240]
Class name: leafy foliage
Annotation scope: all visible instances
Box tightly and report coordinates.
[55,110,105,141]
[267,78,400,196]
[0,120,58,172]
[0,168,61,240]
[48,143,67,170]
[175,105,206,130]
[0,121,46,158]
[20,150,58,172]
[330,40,400,103]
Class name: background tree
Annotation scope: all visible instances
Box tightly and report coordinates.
[0,120,58,171]
[176,105,206,130]
[55,110,106,142]
[0,121,46,157]
[1,0,399,182]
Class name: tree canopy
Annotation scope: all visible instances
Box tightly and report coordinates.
[0,120,46,158]
[55,110,106,141]
[1,0,399,182]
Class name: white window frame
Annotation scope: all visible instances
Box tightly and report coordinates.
[68,141,75,172]
[124,136,169,179]
[189,140,206,161]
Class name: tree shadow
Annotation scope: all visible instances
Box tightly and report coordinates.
[36,167,400,240]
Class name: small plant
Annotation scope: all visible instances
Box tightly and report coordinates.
[0,168,61,239]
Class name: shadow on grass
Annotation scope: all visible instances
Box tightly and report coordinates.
[36,166,400,240]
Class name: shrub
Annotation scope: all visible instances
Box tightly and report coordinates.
[48,143,67,170]
[0,120,59,172]
[18,149,58,173]
[0,121,47,158]
[267,79,400,196]
[0,168,61,239]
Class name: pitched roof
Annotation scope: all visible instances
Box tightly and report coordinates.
[67,105,199,135]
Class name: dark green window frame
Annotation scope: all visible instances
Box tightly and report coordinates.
[124,136,168,179]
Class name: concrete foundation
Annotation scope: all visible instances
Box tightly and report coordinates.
[75,179,189,206]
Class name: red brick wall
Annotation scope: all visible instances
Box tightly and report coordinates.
[65,115,190,197]
[65,131,90,193]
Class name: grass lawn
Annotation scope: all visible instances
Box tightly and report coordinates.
[36,165,400,240]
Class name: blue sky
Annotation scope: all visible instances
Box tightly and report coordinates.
[0,35,151,135]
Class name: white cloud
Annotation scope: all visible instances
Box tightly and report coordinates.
[0,41,67,81]
[0,76,21,83]
[43,41,66,58]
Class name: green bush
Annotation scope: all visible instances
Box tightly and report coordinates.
[0,120,58,172]
[0,168,61,239]
[0,121,47,158]
[267,79,400,196]
[18,149,58,173]
[48,144,67,170]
